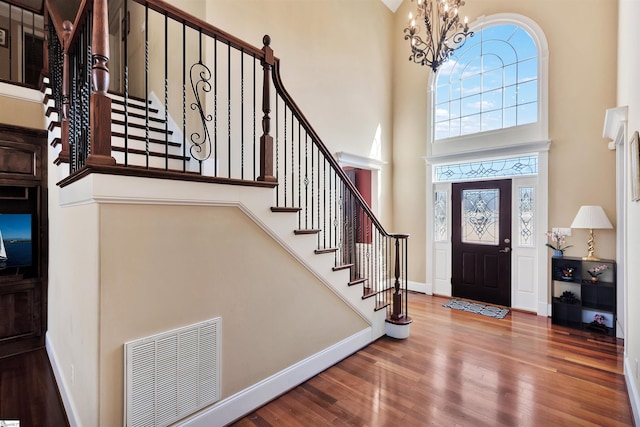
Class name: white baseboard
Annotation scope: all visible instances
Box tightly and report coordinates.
[625,356,640,426]
[408,280,431,295]
[46,333,80,427]
[175,327,373,427]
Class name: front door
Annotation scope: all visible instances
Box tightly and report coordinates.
[451,179,511,307]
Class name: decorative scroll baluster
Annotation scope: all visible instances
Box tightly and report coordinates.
[257,35,276,182]
[86,0,115,167]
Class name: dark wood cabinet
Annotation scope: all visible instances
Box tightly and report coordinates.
[0,123,48,358]
[551,256,616,336]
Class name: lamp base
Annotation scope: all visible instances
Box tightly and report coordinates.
[582,255,600,261]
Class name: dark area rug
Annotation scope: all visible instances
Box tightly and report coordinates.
[443,298,510,319]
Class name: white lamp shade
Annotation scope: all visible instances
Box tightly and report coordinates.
[570,205,613,229]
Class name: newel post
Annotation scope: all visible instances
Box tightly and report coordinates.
[86,0,116,166]
[257,35,276,182]
[386,234,412,339]
[55,20,73,165]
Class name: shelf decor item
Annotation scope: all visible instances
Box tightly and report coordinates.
[545,230,571,257]
[570,205,613,261]
[588,264,609,283]
[561,266,575,280]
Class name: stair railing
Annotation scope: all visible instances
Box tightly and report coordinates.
[270,53,411,326]
[44,0,410,325]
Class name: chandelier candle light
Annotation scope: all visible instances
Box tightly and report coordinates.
[403,0,473,72]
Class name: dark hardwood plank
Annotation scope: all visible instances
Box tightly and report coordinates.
[0,348,69,427]
[231,293,634,426]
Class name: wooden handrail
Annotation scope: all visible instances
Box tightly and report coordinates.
[44,0,65,43]
[131,0,265,59]
[271,57,406,241]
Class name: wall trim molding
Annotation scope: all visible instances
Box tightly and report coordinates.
[625,357,640,425]
[335,151,387,170]
[176,328,373,427]
[46,333,80,427]
[408,280,431,295]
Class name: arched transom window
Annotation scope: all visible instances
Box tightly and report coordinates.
[434,24,538,140]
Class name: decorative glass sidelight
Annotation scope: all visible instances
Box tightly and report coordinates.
[518,187,534,246]
[461,189,500,245]
[434,191,448,242]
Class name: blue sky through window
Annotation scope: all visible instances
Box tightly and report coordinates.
[435,24,538,140]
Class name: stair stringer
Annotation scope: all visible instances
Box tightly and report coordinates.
[59,173,388,341]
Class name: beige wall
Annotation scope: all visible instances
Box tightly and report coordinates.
[618,0,640,413]
[392,0,618,284]
[204,0,395,227]
[96,203,367,425]
[46,202,101,427]
[0,93,45,129]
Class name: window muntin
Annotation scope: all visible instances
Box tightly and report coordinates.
[435,24,538,141]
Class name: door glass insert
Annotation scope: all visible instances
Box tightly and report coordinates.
[434,191,448,242]
[461,189,500,245]
[518,187,534,246]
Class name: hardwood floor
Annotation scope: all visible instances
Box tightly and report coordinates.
[0,293,633,426]
[231,293,634,426]
[0,348,69,427]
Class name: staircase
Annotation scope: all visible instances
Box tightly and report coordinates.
[109,93,195,171]
[123,94,391,334]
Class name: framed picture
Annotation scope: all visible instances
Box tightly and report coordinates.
[631,130,640,201]
[0,28,7,48]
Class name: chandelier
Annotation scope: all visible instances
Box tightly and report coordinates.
[403,0,473,72]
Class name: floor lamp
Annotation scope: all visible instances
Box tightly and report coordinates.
[570,205,613,261]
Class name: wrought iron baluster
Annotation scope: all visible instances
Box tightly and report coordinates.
[144,4,149,168]
[297,121,301,228]
[123,0,129,166]
[182,22,186,172]
[241,50,244,180]
[304,131,308,229]
[164,12,169,170]
[254,57,257,180]
[227,42,231,178]
[214,36,218,176]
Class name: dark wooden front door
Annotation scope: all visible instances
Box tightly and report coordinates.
[451,179,511,307]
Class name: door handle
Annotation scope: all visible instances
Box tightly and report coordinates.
[499,247,511,253]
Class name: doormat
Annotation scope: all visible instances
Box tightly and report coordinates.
[443,298,510,319]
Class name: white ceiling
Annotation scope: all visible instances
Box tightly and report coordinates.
[381,0,403,13]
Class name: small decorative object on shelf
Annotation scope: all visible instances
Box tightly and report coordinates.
[546,230,572,258]
[561,266,575,280]
[586,313,609,333]
[559,290,579,304]
[588,264,609,283]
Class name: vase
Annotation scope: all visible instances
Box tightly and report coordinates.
[590,276,598,283]
[553,250,563,258]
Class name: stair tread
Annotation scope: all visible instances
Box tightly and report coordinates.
[314,247,338,254]
[348,277,367,286]
[111,97,159,113]
[111,108,167,124]
[112,131,182,147]
[112,146,190,161]
[271,206,302,213]
[293,229,321,235]
[332,264,353,271]
[112,119,174,135]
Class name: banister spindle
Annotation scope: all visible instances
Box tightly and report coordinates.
[258,35,276,182]
[86,0,115,167]
[55,20,73,165]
